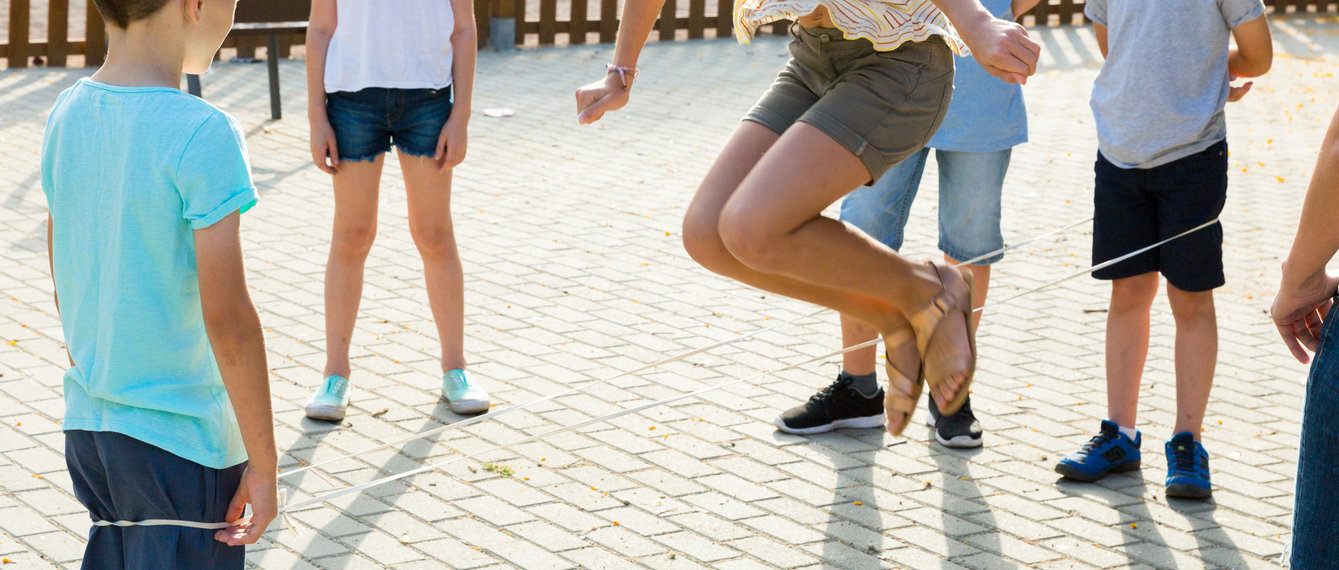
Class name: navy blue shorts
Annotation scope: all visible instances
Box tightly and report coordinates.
[65,430,247,569]
[1091,140,1227,292]
[326,86,454,162]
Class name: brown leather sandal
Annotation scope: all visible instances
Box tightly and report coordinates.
[905,262,977,417]
[883,355,922,436]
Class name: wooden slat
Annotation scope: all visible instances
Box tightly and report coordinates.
[658,0,676,40]
[475,0,490,48]
[84,0,105,66]
[539,0,557,44]
[48,0,69,66]
[514,0,526,44]
[599,0,618,42]
[569,0,588,43]
[688,0,706,38]
[715,0,731,38]
[0,39,88,58]
[9,0,30,68]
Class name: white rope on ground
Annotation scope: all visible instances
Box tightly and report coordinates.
[95,215,1207,529]
[278,216,1092,481]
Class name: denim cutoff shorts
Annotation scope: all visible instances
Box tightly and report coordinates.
[326,86,453,161]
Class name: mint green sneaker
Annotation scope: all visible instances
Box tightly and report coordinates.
[442,369,489,415]
[305,375,351,421]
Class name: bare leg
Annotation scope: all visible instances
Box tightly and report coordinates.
[840,315,881,377]
[1105,273,1159,429]
[323,156,386,379]
[947,255,991,331]
[682,123,907,333]
[399,152,467,372]
[709,123,970,406]
[1166,284,1217,440]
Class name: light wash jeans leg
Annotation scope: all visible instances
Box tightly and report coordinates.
[934,148,1011,264]
[839,148,931,250]
[1292,301,1339,567]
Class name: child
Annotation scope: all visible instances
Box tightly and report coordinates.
[304,0,486,420]
[42,0,278,565]
[1271,103,1339,566]
[775,0,1041,449]
[576,1,1040,437]
[1055,0,1272,499]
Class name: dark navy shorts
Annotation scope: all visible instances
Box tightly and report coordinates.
[1091,139,1227,292]
[326,86,454,162]
[65,430,247,569]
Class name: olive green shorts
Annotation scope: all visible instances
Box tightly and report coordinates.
[744,25,955,182]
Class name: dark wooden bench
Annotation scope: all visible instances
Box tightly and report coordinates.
[187,1,310,120]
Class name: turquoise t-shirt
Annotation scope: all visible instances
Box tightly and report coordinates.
[927,0,1028,153]
[41,78,257,469]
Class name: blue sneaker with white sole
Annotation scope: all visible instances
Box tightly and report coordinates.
[305,375,351,421]
[1165,432,1212,499]
[443,369,490,415]
[1055,420,1142,481]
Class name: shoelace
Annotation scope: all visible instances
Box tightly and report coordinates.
[1080,429,1120,456]
[808,376,852,404]
[1170,444,1198,474]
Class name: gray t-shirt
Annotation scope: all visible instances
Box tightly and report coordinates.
[1086,0,1266,169]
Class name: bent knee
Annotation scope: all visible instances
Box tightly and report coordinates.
[682,211,735,271]
[716,206,783,271]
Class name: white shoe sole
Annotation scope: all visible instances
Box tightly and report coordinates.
[446,398,490,415]
[773,414,885,435]
[305,403,347,422]
[926,413,983,448]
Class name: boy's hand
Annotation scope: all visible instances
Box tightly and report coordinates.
[1272,268,1339,363]
[435,113,469,173]
[311,118,341,175]
[575,72,630,124]
[956,13,1040,84]
[215,465,278,546]
[1227,74,1254,103]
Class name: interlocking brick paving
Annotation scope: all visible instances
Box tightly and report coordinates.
[2,16,1338,569]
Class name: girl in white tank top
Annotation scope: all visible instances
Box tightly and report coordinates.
[303,0,491,421]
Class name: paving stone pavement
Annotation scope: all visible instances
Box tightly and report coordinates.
[2,16,1339,569]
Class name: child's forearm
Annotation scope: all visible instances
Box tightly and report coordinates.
[450,24,477,113]
[1283,105,1339,284]
[1228,15,1273,78]
[930,0,995,33]
[611,0,665,68]
[195,216,276,472]
[207,304,277,471]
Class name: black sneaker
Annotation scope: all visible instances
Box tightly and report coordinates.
[774,373,886,434]
[926,396,983,448]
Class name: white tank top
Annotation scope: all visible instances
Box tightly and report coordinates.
[324,0,456,93]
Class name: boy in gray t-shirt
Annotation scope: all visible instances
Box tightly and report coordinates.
[1054,0,1272,499]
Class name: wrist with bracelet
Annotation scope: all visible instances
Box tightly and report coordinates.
[607,64,639,88]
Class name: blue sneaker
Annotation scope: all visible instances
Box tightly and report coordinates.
[305,375,351,421]
[442,369,490,415]
[1055,420,1142,481]
[1165,432,1212,499]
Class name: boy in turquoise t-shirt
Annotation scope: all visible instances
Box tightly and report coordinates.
[42,0,277,565]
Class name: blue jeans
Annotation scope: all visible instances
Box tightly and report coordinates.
[840,147,1010,264]
[1292,300,1339,566]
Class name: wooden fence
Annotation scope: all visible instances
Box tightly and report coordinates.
[3,0,1337,68]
